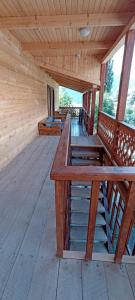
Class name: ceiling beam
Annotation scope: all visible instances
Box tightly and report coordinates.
[102,15,135,62]
[22,41,113,51]
[36,60,100,86]
[44,71,92,92]
[0,13,133,29]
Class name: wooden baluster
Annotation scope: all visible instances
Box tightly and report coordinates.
[85,181,100,260]
[64,180,71,250]
[55,180,64,257]
[107,182,113,211]
[115,182,135,263]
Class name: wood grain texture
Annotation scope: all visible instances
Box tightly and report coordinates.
[0,30,58,170]
[0,136,134,299]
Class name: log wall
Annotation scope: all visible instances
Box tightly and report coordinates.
[0,30,59,170]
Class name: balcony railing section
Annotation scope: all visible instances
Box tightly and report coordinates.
[50,112,135,262]
[59,106,81,117]
[98,112,135,166]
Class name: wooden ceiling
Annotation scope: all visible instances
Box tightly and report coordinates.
[0,0,135,92]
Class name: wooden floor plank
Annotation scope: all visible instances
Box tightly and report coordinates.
[57,259,82,300]
[82,261,108,300]
[126,264,135,298]
[27,258,59,300]
[0,137,44,187]
[0,132,134,300]
[0,140,56,251]
[0,140,58,255]
[0,137,39,180]
[104,262,134,300]
[0,136,51,192]
[1,254,36,300]
[0,253,16,298]
[71,118,84,137]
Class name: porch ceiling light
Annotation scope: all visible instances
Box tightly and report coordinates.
[79,27,91,37]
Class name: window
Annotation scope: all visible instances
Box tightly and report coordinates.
[124,42,135,127]
[103,45,124,117]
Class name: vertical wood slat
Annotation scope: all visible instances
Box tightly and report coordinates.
[107,182,113,211]
[99,63,107,111]
[115,182,135,262]
[116,30,135,121]
[64,180,71,250]
[55,180,64,257]
[89,88,96,135]
[85,181,100,260]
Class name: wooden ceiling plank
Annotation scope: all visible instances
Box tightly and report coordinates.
[22,40,113,51]
[0,12,133,29]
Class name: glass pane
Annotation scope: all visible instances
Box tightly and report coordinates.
[103,45,124,117]
[124,42,135,127]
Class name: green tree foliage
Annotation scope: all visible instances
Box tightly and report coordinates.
[103,59,115,116]
[105,60,114,93]
[103,93,115,116]
[124,92,135,126]
[59,90,73,107]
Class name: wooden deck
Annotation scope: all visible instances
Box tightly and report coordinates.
[0,135,135,300]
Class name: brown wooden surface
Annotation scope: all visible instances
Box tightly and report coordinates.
[99,64,107,111]
[0,30,59,170]
[116,30,135,121]
[98,112,135,166]
[55,181,64,257]
[38,119,62,136]
[85,181,100,260]
[89,88,96,135]
[0,135,134,297]
[115,182,135,262]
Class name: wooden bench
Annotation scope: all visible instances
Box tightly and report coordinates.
[54,110,67,121]
[38,117,63,136]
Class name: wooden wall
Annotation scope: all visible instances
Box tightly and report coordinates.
[35,54,101,86]
[0,30,59,170]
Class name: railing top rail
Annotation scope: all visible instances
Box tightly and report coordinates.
[59,106,82,108]
[51,165,135,181]
[50,113,71,174]
[99,111,135,131]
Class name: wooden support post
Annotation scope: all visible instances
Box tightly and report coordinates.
[55,180,64,257]
[115,182,135,263]
[89,88,96,135]
[85,181,100,260]
[116,30,135,121]
[99,63,107,111]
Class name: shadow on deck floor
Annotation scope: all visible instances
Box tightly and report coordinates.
[0,135,134,300]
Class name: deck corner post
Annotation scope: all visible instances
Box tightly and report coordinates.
[99,63,107,112]
[85,181,100,261]
[115,182,135,263]
[116,30,135,122]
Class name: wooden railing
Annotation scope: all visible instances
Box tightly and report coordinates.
[50,112,135,262]
[59,106,81,117]
[98,112,135,166]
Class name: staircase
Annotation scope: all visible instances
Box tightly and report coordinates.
[69,150,108,253]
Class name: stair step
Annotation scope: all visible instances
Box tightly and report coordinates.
[72,150,100,159]
[71,212,106,227]
[71,158,101,166]
[70,241,108,253]
[70,226,108,243]
[71,198,105,214]
[71,186,103,199]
